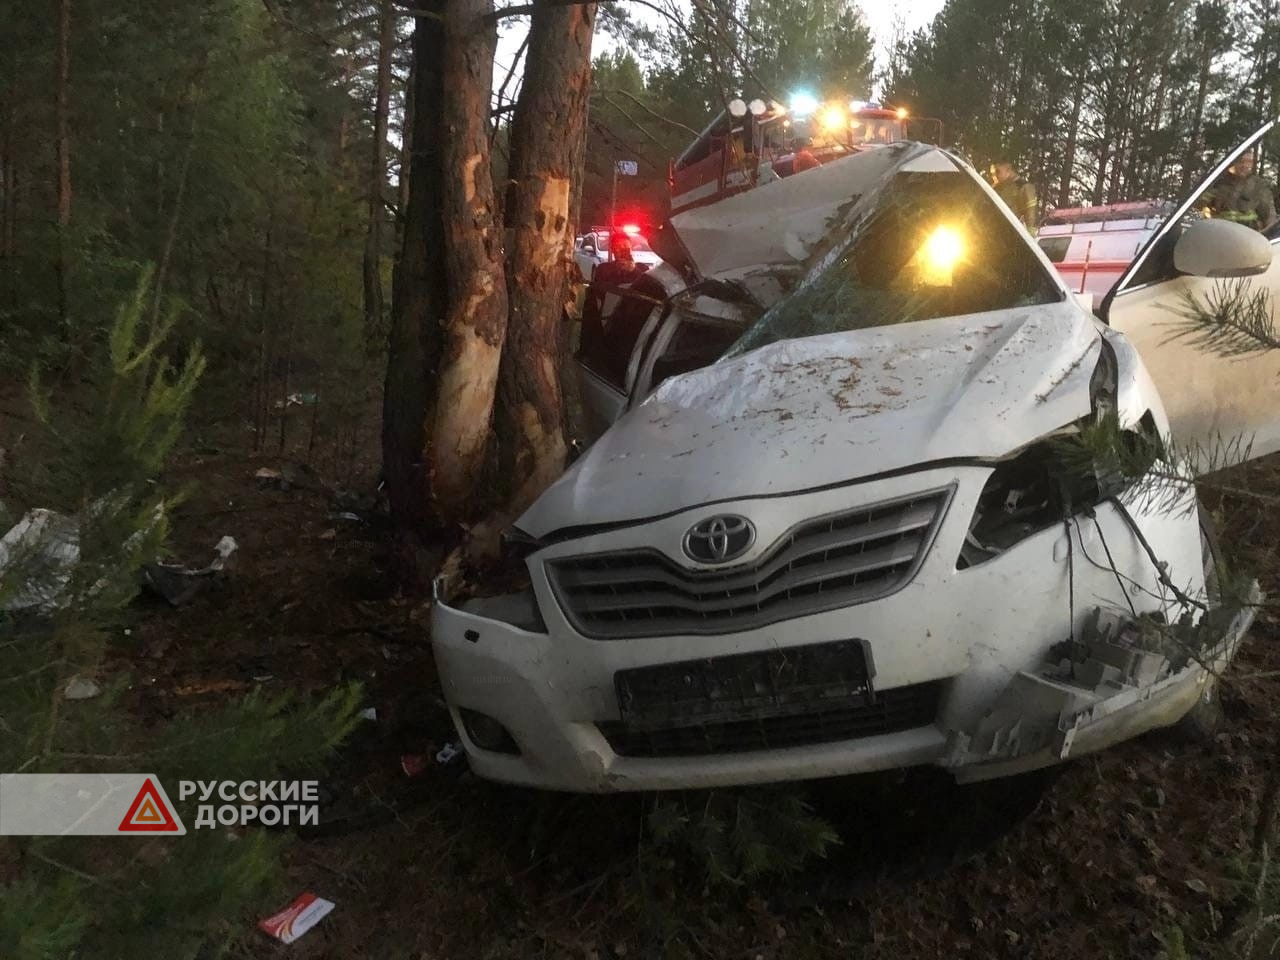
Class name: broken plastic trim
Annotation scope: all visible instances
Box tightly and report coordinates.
[499,525,544,563]
[458,589,547,634]
[956,416,1161,569]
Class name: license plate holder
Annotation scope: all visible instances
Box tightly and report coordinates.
[615,640,873,730]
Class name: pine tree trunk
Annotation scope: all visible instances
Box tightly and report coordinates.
[363,0,395,336]
[497,0,596,515]
[1,92,15,306]
[384,3,446,538]
[54,0,72,327]
[427,0,508,519]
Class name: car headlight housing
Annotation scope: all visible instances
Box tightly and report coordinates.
[958,340,1162,568]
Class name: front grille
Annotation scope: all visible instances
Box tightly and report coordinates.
[599,680,942,757]
[547,487,952,639]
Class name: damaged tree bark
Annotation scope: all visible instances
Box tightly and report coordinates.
[498,0,596,514]
[429,0,508,518]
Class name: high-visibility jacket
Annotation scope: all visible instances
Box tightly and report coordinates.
[1206,172,1277,231]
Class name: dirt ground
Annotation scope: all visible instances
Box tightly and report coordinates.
[84,423,1280,959]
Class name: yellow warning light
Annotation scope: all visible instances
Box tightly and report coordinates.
[896,107,909,119]
[917,224,964,286]
[818,103,848,135]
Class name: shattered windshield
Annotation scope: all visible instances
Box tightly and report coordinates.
[725,170,1062,358]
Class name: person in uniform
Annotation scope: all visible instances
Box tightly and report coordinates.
[1204,152,1277,232]
[992,159,1038,231]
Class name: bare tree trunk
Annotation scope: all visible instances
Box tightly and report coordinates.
[428,0,508,518]
[1182,42,1213,193]
[1058,77,1083,208]
[384,3,446,541]
[363,0,396,336]
[254,224,274,452]
[54,0,72,327]
[497,0,596,515]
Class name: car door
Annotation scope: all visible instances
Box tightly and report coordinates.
[575,284,666,440]
[1102,118,1280,465]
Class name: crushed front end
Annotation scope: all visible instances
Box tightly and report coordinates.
[430,460,1248,792]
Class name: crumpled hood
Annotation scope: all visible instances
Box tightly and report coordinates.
[519,300,1101,539]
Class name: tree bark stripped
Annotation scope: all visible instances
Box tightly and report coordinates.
[497,0,596,515]
[383,2,446,539]
[363,0,396,336]
[427,0,508,519]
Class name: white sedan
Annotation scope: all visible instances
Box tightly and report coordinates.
[432,120,1279,792]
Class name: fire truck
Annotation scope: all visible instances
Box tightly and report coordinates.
[1035,200,1179,305]
[669,95,942,215]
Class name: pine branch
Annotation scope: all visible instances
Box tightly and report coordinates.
[1168,278,1280,357]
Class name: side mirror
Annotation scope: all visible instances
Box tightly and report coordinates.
[1173,218,1272,278]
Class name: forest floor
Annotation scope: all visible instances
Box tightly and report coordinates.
[16,393,1279,959]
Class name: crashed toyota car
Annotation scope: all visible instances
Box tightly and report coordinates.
[432,118,1280,792]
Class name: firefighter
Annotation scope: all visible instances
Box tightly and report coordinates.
[992,159,1037,231]
[1204,152,1277,232]
[793,138,820,173]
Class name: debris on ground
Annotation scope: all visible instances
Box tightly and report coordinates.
[254,467,283,488]
[254,463,331,494]
[273,391,320,410]
[140,535,238,606]
[400,754,428,778]
[0,508,79,611]
[258,891,335,944]
[63,675,101,700]
[435,742,463,766]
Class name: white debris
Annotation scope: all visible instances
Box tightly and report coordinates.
[64,676,101,700]
[0,509,80,612]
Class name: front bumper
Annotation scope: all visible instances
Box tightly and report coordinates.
[430,466,1243,792]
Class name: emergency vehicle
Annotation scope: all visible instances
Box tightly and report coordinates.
[1035,200,1177,305]
[573,225,662,282]
[669,96,941,215]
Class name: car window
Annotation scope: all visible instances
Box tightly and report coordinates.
[724,170,1062,358]
[578,285,658,391]
[1037,236,1071,263]
[650,317,745,389]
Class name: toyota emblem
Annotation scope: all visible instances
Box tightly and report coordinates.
[682,515,756,564]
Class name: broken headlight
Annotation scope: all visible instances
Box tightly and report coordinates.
[958,340,1160,568]
[452,526,548,632]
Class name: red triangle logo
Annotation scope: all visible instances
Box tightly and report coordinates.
[117,777,180,832]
